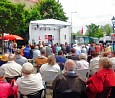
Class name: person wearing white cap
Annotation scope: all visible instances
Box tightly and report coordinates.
[16,62,44,95]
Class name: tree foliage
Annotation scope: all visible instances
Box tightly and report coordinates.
[100,24,112,36]
[35,0,68,21]
[0,0,26,34]
[86,23,103,38]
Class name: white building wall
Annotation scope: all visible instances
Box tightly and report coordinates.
[29,24,71,45]
[60,26,71,44]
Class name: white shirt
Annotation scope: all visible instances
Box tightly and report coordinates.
[89,56,100,69]
[40,63,60,73]
[110,57,115,69]
[1,61,22,78]
[32,49,41,60]
[16,73,44,95]
[76,60,89,70]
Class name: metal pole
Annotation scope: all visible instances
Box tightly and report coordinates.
[71,12,77,44]
[71,12,72,44]
[113,24,115,51]
[113,24,115,33]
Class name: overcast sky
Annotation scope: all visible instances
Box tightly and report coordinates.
[59,0,115,33]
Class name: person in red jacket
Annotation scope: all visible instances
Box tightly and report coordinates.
[0,68,18,98]
[86,57,115,98]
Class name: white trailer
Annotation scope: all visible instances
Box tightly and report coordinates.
[29,19,71,45]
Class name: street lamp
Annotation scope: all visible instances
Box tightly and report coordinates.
[111,16,115,33]
[111,16,115,51]
[71,12,77,44]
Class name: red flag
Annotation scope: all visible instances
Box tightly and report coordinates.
[81,26,83,35]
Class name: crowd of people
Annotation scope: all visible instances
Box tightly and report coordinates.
[0,41,115,98]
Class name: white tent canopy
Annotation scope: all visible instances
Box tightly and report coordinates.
[30,19,71,28]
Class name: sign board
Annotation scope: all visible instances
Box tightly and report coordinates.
[111,33,115,41]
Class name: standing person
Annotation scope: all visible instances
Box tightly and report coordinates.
[9,41,14,53]
[86,57,115,98]
[0,68,18,98]
[20,45,25,56]
[13,40,17,53]
[24,44,31,59]
[52,59,86,98]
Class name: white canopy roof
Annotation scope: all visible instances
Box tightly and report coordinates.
[30,19,71,28]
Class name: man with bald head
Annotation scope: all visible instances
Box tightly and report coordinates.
[52,59,86,98]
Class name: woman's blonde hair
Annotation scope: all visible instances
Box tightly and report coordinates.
[47,55,56,65]
[99,57,112,69]
[1,55,8,61]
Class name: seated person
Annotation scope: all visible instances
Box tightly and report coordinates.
[66,48,79,60]
[52,59,86,98]
[35,50,48,72]
[1,54,22,83]
[16,62,44,96]
[86,57,115,98]
[0,67,18,98]
[40,55,60,80]
[76,53,89,70]
[55,50,66,70]
[15,49,28,66]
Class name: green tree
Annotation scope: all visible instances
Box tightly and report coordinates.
[86,23,103,38]
[0,0,26,34]
[100,24,112,36]
[75,30,83,36]
[34,0,68,21]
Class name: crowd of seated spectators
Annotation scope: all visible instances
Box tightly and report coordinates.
[0,42,115,98]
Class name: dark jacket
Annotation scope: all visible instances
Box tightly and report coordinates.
[52,72,86,98]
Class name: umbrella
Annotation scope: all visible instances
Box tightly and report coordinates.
[0,34,24,40]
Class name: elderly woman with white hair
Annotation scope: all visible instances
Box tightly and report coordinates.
[16,62,44,98]
[86,57,115,98]
[76,53,89,70]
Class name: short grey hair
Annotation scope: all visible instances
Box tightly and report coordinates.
[22,63,34,75]
[0,67,5,78]
[8,54,15,61]
[79,53,87,60]
[64,59,76,71]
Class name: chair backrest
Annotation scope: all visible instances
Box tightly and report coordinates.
[41,71,60,83]
[53,90,81,98]
[75,69,89,81]
[96,87,115,98]
[108,87,115,98]
[20,89,43,98]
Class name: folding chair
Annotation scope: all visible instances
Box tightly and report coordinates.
[20,89,44,98]
[41,71,60,98]
[75,69,89,81]
[53,90,81,98]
